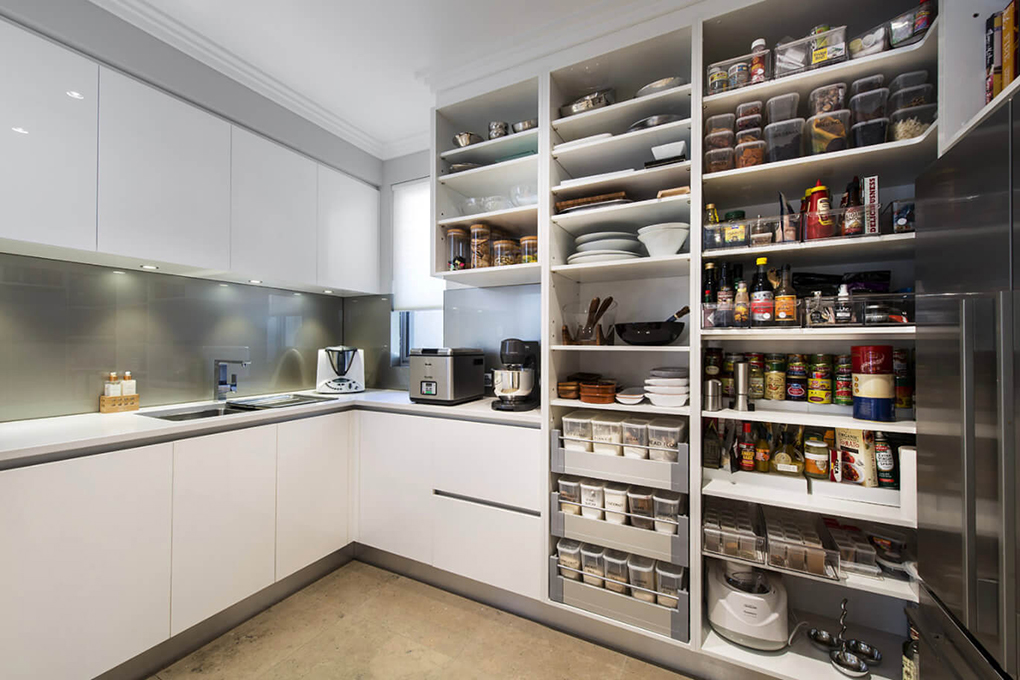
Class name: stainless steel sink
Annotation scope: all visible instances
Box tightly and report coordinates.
[141,404,251,421]
[140,393,337,422]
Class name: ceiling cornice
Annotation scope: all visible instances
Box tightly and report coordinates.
[88,0,395,158]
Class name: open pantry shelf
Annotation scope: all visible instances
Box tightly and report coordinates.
[553,83,692,140]
[702,17,939,118]
[551,345,690,353]
[552,399,690,417]
[437,205,537,233]
[437,154,537,196]
[551,433,688,493]
[703,124,937,205]
[440,128,538,164]
[552,194,691,234]
[435,262,540,287]
[702,326,915,340]
[551,254,691,282]
[702,232,915,266]
[553,119,691,176]
[700,611,903,680]
[702,552,918,602]
[703,407,916,434]
[552,162,691,201]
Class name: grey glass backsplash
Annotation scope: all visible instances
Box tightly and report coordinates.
[443,284,541,373]
[0,253,344,422]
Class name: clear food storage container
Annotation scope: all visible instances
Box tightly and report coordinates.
[604,483,630,525]
[557,538,582,580]
[562,410,594,451]
[604,549,630,593]
[806,110,850,154]
[705,53,756,94]
[736,113,762,131]
[653,490,683,534]
[889,70,928,94]
[735,140,766,168]
[849,88,889,124]
[889,6,929,47]
[852,118,888,147]
[627,487,655,530]
[705,148,735,173]
[775,26,847,77]
[765,93,800,123]
[808,83,847,115]
[850,74,885,98]
[889,104,936,141]
[655,562,685,608]
[627,555,657,602]
[702,500,766,562]
[736,127,762,144]
[591,413,626,455]
[622,417,653,458]
[850,24,888,59]
[705,129,735,150]
[764,118,804,162]
[889,84,934,112]
[648,417,687,462]
[580,478,606,519]
[736,101,763,118]
[722,215,750,247]
[705,113,735,133]
[703,222,726,249]
[558,476,581,515]
[580,543,606,587]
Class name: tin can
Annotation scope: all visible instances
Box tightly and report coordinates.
[852,345,895,421]
[746,352,765,368]
[786,353,807,377]
[896,376,914,409]
[728,61,750,89]
[787,375,808,401]
[834,354,853,405]
[704,348,723,379]
[723,353,745,375]
[721,375,735,398]
[808,353,833,404]
[749,364,765,400]
[893,349,910,377]
[765,355,786,400]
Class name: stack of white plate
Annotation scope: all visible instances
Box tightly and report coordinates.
[637,222,690,257]
[645,367,689,407]
[567,230,645,265]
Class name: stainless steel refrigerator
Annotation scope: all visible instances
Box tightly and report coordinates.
[914,95,1017,679]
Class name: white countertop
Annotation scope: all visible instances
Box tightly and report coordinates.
[0,389,542,470]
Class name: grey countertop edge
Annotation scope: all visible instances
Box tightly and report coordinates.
[0,390,542,472]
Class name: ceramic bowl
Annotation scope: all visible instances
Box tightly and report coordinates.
[638,222,690,234]
[615,387,645,405]
[615,321,684,345]
[637,226,690,257]
[574,238,644,253]
[645,392,689,407]
[644,385,690,395]
[645,377,690,387]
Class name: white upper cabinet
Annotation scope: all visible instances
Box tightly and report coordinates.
[317,164,381,294]
[97,68,231,271]
[231,127,318,284]
[0,20,98,251]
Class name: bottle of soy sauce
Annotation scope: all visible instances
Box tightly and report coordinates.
[750,257,774,327]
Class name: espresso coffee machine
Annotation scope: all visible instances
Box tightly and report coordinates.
[492,338,539,412]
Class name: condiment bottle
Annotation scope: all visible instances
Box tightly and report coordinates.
[841,176,864,236]
[703,262,718,304]
[750,257,774,327]
[754,426,771,472]
[835,283,853,324]
[774,263,798,326]
[770,431,804,476]
[875,431,899,488]
[706,203,720,225]
[750,38,768,84]
[734,280,750,326]
[717,263,734,327]
[805,181,835,240]
[738,422,756,471]
[804,439,831,479]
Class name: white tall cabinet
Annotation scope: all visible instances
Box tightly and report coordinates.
[0,20,98,252]
[317,164,381,293]
[97,68,231,271]
[231,127,318,284]
[170,426,277,635]
[0,444,173,680]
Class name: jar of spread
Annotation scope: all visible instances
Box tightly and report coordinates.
[747,353,765,400]
[704,348,724,381]
[804,439,831,479]
[786,354,808,401]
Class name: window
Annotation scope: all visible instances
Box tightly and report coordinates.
[391,309,444,366]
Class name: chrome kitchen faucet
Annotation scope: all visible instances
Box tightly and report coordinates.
[214,359,251,400]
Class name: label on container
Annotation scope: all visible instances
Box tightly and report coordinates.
[765,371,786,400]
[835,376,854,405]
[853,373,894,399]
[777,463,799,473]
[811,43,846,65]
[775,295,797,321]
[786,378,807,400]
[876,440,897,487]
[808,378,833,404]
[751,291,774,322]
[739,442,756,471]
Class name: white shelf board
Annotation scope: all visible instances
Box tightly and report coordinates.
[439,128,538,164]
[551,345,690,352]
[704,407,916,434]
[551,398,690,417]
[552,162,691,201]
[438,155,537,196]
[435,262,540,287]
[551,253,691,282]
[552,84,693,141]
[701,474,916,529]
[552,194,691,234]
[437,205,538,234]
[700,612,903,680]
[942,67,1020,155]
[702,326,915,341]
[702,17,939,119]
[702,124,937,205]
[702,232,915,266]
[702,553,918,602]
[553,119,691,176]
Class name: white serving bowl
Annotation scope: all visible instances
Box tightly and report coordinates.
[651,140,687,160]
[616,387,645,405]
[574,238,644,253]
[638,221,690,234]
[645,377,690,387]
[638,226,689,257]
[644,384,690,395]
[645,392,690,407]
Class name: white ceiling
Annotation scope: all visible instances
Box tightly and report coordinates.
[90,0,689,160]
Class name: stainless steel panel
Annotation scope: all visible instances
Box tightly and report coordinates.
[914,585,1009,680]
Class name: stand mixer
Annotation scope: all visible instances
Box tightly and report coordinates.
[492,338,540,412]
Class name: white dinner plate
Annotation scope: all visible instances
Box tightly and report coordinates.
[566,250,643,264]
[575,230,638,246]
[644,385,690,395]
[574,238,644,253]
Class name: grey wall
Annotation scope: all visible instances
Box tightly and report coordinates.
[0,253,344,423]
[0,0,382,186]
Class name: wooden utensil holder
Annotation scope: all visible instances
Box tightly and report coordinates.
[100,394,140,413]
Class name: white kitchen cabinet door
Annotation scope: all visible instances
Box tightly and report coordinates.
[358,411,434,564]
[317,164,380,294]
[171,426,277,635]
[98,67,231,270]
[432,493,545,601]
[0,444,173,680]
[231,127,317,284]
[431,420,543,512]
[0,20,98,251]
[276,412,351,580]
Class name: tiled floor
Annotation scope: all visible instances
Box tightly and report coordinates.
[150,561,692,680]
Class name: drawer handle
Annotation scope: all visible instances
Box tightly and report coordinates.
[433,489,540,517]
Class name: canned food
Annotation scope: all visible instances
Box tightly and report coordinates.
[787,375,808,401]
[708,67,729,94]
[852,345,895,422]
[749,364,765,400]
[746,352,765,368]
[728,62,750,89]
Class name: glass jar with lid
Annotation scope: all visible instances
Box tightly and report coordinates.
[520,236,538,263]
[470,224,491,268]
[493,239,519,267]
[446,228,469,270]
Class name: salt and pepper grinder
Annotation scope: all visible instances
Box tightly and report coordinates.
[732,361,754,411]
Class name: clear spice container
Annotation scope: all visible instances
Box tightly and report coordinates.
[470,224,491,268]
[520,235,538,263]
[446,228,469,271]
[493,239,519,267]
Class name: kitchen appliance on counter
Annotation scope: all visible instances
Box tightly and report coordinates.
[315,346,365,394]
[492,338,540,412]
[409,348,485,405]
[706,559,789,652]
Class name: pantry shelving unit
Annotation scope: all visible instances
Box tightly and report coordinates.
[429,0,946,674]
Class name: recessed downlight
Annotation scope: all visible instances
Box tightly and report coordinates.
[293,292,302,296]
[66,91,85,100]
[11,127,28,134]
[248,279,262,284]
[323,290,334,294]
[219,283,229,287]
[112,270,126,275]
[140,264,159,270]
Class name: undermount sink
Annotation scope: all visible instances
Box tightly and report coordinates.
[140,405,250,421]
[140,393,337,422]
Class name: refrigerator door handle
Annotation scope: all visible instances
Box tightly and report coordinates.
[961,297,978,629]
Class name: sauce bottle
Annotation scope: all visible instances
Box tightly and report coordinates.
[750,38,768,84]
[841,176,864,236]
[738,422,756,471]
[717,263,734,327]
[754,426,771,472]
[805,180,835,240]
[774,263,798,326]
[703,262,718,303]
[734,280,750,326]
[835,283,853,324]
[750,257,774,326]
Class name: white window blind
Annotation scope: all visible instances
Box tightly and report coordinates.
[391,177,445,310]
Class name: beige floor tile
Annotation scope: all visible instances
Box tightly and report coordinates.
[621,655,694,679]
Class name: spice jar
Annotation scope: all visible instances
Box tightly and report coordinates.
[765,354,786,400]
[520,235,538,263]
[804,439,831,479]
[750,38,768,83]
[447,228,469,271]
[808,354,833,404]
[470,224,491,268]
[493,239,519,267]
